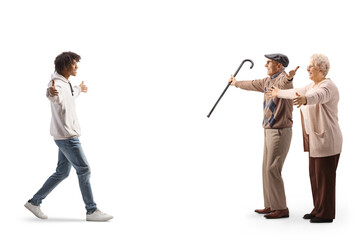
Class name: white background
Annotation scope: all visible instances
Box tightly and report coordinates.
[0,0,359,239]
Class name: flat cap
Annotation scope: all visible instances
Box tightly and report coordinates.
[265,53,289,67]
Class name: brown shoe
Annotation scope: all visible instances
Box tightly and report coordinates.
[264,208,289,219]
[255,207,272,214]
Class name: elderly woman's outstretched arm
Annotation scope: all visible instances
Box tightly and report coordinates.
[266,85,309,99]
[306,83,333,105]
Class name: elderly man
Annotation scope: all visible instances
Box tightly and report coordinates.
[229,54,299,219]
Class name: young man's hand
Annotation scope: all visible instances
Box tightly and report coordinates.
[49,80,59,96]
[80,81,88,93]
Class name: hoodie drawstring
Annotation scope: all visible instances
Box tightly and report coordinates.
[69,82,74,96]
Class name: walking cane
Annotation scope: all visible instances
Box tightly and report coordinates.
[207,59,254,118]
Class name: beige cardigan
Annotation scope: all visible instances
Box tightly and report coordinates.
[277,78,342,157]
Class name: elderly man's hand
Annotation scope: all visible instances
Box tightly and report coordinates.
[293,92,307,108]
[285,66,300,80]
[228,75,237,86]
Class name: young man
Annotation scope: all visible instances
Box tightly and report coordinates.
[229,54,299,219]
[25,51,113,221]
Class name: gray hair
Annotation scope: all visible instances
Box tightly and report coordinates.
[310,53,330,77]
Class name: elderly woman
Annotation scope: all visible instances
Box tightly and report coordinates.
[266,54,342,223]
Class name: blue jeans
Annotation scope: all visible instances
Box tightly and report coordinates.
[31,137,97,214]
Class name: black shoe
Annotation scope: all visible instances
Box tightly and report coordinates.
[303,214,315,219]
[310,217,333,223]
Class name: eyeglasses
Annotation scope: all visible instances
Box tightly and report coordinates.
[307,65,315,69]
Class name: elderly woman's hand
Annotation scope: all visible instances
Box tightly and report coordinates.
[266,86,279,98]
[293,93,307,108]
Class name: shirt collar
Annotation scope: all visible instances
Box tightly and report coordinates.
[271,70,283,79]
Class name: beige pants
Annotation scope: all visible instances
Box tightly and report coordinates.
[262,128,292,210]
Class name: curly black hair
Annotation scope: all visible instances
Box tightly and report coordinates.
[54,51,81,75]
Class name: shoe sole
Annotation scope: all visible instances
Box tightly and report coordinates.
[255,211,273,214]
[86,217,113,222]
[310,220,333,223]
[265,215,289,219]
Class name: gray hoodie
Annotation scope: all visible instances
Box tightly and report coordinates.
[46,72,81,140]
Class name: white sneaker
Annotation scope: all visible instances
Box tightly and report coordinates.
[86,209,113,221]
[24,201,48,219]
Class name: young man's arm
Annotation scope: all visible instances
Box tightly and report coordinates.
[72,81,88,98]
[46,80,62,104]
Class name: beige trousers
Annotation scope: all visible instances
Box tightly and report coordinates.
[262,128,292,210]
